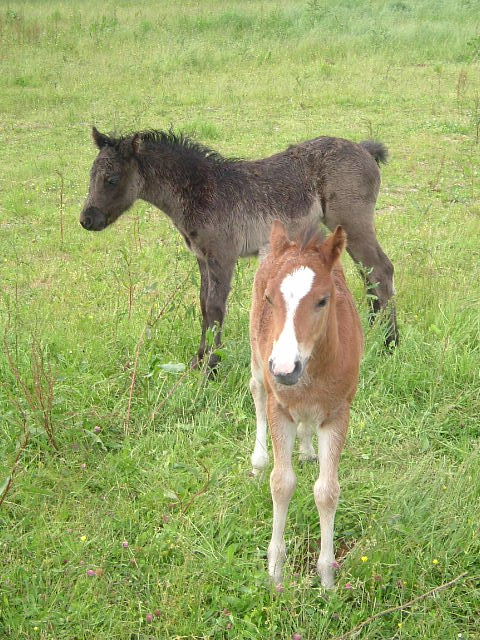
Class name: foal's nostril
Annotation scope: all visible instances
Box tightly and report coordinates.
[293,359,302,378]
[81,216,93,230]
[272,358,303,386]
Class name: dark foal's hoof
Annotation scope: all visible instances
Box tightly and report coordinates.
[369,306,399,351]
[385,330,399,350]
[190,353,205,370]
[190,352,221,378]
[206,353,221,378]
[384,309,399,350]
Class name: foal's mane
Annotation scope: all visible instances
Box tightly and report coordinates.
[115,129,235,166]
[298,223,326,251]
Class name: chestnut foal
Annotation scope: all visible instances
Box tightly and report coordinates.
[249,221,364,588]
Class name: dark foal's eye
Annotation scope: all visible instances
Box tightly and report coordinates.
[106,175,120,186]
[265,294,273,306]
[316,296,329,309]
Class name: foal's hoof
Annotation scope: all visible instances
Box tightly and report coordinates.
[299,453,318,464]
[206,353,221,378]
[385,327,400,350]
[190,352,221,378]
[190,354,204,370]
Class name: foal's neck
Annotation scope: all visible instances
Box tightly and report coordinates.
[137,144,214,224]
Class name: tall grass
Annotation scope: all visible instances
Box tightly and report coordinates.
[1,1,479,638]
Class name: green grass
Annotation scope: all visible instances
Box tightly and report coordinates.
[1,1,480,638]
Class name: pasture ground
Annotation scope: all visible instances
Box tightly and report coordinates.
[1,1,479,638]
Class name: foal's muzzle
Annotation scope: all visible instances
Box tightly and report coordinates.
[80,207,107,231]
[269,358,303,386]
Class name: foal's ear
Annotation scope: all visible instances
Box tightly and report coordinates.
[131,133,143,156]
[270,220,291,257]
[320,226,347,268]
[92,127,113,149]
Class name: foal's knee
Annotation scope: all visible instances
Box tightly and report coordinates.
[271,467,296,502]
[382,255,395,293]
[314,479,340,511]
[376,251,395,299]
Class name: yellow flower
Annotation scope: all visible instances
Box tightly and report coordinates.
[432,558,439,565]
[398,622,403,628]
[361,556,368,563]
[80,535,87,542]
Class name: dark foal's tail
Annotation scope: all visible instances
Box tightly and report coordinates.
[360,140,389,165]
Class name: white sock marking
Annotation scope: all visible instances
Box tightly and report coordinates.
[270,267,315,375]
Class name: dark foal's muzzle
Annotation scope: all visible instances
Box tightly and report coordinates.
[80,207,107,231]
[269,358,304,386]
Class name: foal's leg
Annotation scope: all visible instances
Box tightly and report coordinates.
[204,257,235,372]
[267,397,297,584]
[324,203,399,347]
[314,408,348,588]
[191,257,209,368]
[298,422,316,462]
[250,369,269,475]
[346,226,398,347]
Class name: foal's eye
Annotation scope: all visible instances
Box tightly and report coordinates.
[316,296,329,308]
[265,294,273,306]
[106,175,120,186]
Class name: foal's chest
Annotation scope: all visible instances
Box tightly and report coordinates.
[175,223,206,260]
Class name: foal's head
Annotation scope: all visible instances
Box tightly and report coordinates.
[80,128,143,231]
[266,221,346,386]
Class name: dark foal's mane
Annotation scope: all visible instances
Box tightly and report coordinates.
[141,130,229,162]
[112,128,237,170]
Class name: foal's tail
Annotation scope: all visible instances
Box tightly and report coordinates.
[360,140,389,166]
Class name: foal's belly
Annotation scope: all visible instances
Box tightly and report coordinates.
[239,205,324,259]
[290,405,326,427]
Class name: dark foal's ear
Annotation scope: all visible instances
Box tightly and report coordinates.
[131,133,142,156]
[320,226,347,268]
[92,127,113,149]
[270,220,291,257]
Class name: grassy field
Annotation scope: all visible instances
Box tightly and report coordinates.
[1,1,480,638]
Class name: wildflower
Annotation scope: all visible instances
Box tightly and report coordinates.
[154,610,162,618]
[275,583,285,593]
[226,622,233,630]
[293,634,303,640]
[432,558,439,565]
[344,582,353,589]
[122,540,129,548]
[86,569,96,577]
[94,426,101,433]
[146,613,154,623]
[361,556,368,563]
[374,574,382,582]
[80,535,87,542]
[398,622,403,628]
[331,560,341,569]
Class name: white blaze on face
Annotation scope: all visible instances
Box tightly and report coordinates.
[270,266,315,376]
